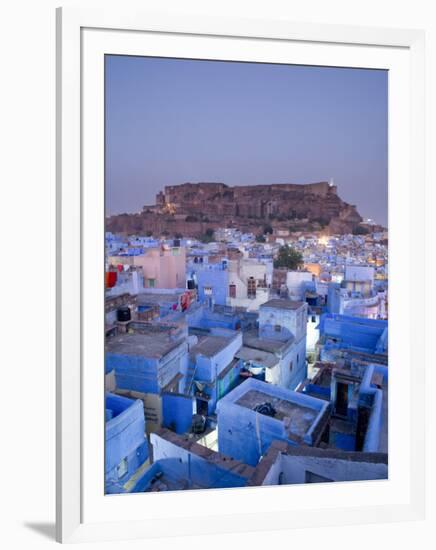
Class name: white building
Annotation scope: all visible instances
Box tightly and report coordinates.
[286,270,313,301]
[227,258,272,312]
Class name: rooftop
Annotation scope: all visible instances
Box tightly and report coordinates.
[236,346,279,369]
[236,389,318,437]
[248,440,388,486]
[191,334,236,358]
[137,292,184,305]
[105,332,185,359]
[243,329,294,353]
[218,378,331,446]
[260,299,305,311]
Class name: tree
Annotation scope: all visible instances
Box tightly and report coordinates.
[199,228,215,243]
[263,225,273,235]
[274,245,303,270]
[352,225,370,235]
[256,234,266,243]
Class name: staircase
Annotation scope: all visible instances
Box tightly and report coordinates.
[184,363,197,395]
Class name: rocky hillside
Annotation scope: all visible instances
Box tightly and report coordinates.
[106,181,364,237]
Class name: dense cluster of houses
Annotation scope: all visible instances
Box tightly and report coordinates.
[104,229,388,494]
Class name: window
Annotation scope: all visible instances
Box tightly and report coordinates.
[117,457,128,479]
[289,361,293,372]
[204,286,213,296]
[247,277,256,298]
[229,284,236,298]
[148,278,155,288]
[275,324,281,332]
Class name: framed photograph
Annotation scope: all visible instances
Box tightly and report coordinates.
[56,6,425,543]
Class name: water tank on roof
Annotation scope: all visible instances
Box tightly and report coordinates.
[117,306,131,322]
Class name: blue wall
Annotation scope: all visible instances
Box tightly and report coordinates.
[106,343,188,395]
[162,393,193,434]
[196,268,229,306]
[217,378,329,466]
[131,432,250,491]
[319,314,388,354]
[105,393,149,494]
[106,353,161,394]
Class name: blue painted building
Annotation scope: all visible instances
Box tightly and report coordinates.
[105,329,188,395]
[318,313,388,359]
[186,304,242,332]
[132,429,254,492]
[187,328,243,416]
[105,393,149,494]
[194,263,229,306]
[217,378,331,466]
[105,326,189,433]
[239,299,308,390]
[161,392,194,434]
[300,360,388,453]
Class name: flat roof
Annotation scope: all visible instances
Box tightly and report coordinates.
[260,299,305,310]
[236,346,278,369]
[248,440,388,486]
[191,334,235,358]
[105,332,184,359]
[137,292,183,305]
[236,389,318,437]
[243,330,294,353]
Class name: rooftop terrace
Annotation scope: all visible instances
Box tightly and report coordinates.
[260,299,305,310]
[236,389,318,437]
[105,331,185,359]
[243,329,294,353]
[191,334,237,358]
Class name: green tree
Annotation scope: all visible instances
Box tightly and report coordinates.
[352,225,370,235]
[199,228,215,243]
[263,225,273,235]
[256,234,266,243]
[274,245,303,270]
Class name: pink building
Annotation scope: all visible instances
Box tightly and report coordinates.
[109,245,186,289]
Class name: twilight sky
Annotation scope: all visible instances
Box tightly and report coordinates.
[105,55,388,226]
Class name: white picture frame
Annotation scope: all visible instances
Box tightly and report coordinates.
[56,6,426,543]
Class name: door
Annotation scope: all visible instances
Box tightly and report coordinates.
[335,382,348,417]
[196,397,208,416]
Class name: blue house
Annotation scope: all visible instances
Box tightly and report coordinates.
[318,313,388,360]
[300,360,388,453]
[132,429,254,492]
[105,393,149,494]
[217,378,331,466]
[105,328,188,395]
[186,304,242,332]
[105,326,189,433]
[239,299,308,390]
[187,328,243,416]
[195,263,229,306]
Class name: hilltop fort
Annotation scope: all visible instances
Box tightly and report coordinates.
[106,181,364,236]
